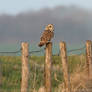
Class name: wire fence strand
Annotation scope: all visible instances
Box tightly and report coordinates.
[67,45,86,56]
[67,45,86,53]
[0,43,87,92]
[29,48,45,56]
[0,44,86,56]
[0,49,21,54]
[0,48,21,56]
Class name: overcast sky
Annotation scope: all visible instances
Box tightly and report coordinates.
[0,0,92,14]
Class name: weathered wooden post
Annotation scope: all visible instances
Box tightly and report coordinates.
[21,42,29,92]
[45,42,52,92]
[0,62,2,92]
[60,41,71,92]
[86,40,92,79]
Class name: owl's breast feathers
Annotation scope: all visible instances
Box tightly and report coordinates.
[38,30,54,47]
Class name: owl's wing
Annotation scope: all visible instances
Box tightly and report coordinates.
[40,30,54,42]
[38,30,54,47]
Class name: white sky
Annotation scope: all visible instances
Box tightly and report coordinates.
[0,0,92,14]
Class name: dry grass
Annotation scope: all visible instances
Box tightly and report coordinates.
[52,65,89,92]
[37,64,89,92]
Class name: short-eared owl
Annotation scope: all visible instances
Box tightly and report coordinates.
[38,24,54,47]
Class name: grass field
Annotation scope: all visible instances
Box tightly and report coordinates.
[0,55,86,92]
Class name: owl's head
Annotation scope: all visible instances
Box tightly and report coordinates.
[45,24,54,32]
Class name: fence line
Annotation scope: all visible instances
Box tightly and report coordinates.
[29,48,45,55]
[20,41,90,92]
[0,41,92,92]
[67,45,86,53]
[0,48,21,54]
[0,44,86,56]
[52,45,86,57]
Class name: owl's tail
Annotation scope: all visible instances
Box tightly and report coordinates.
[38,41,45,47]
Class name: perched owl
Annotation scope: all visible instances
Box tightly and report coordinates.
[38,24,54,47]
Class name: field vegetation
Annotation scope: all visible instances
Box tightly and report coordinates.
[0,55,86,92]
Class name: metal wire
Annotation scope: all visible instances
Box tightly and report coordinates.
[67,45,86,53]
[68,52,85,56]
[52,45,86,57]
[29,48,45,55]
[0,48,21,54]
[0,44,86,56]
[0,48,21,56]
[52,51,60,56]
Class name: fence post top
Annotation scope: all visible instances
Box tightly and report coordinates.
[59,41,66,47]
[60,41,66,43]
[21,42,29,45]
[21,42,28,43]
[86,40,92,43]
[46,42,52,46]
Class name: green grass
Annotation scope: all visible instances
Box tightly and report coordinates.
[0,56,21,92]
[0,55,86,92]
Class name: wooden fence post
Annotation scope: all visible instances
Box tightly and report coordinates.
[45,42,52,92]
[60,41,71,92]
[0,62,2,92]
[21,42,29,92]
[86,40,92,79]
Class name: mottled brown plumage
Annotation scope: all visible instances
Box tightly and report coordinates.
[38,24,54,47]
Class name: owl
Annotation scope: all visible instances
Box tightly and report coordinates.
[38,24,54,47]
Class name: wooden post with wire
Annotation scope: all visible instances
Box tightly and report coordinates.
[21,42,29,92]
[45,42,52,92]
[86,40,92,79]
[60,41,71,92]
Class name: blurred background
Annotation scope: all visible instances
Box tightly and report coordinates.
[0,0,92,50]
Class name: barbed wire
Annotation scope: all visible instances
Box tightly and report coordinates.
[67,45,86,53]
[52,51,60,56]
[0,48,21,56]
[68,52,85,56]
[0,47,45,56]
[29,48,45,55]
[52,45,86,57]
[0,45,86,56]
[0,48,21,54]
